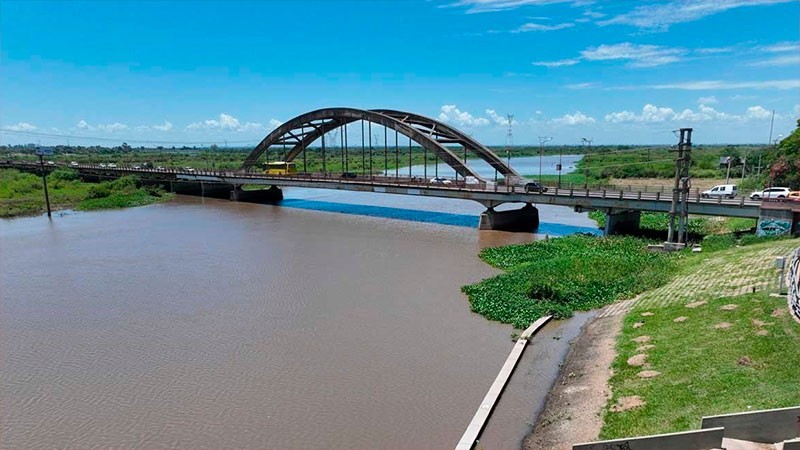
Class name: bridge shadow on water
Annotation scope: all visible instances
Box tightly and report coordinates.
[278,199,601,236]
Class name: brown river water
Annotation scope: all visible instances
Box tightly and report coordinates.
[1,189,596,449]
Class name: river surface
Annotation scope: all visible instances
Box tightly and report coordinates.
[1,186,596,449]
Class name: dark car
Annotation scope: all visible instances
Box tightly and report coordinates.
[340,172,357,179]
[524,181,548,194]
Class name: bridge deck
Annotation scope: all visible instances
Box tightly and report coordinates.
[2,161,767,218]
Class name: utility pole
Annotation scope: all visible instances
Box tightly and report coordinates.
[667,128,692,246]
[538,136,552,184]
[35,147,52,218]
[505,114,514,184]
[762,109,776,176]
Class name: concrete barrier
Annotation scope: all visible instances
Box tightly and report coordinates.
[572,427,724,450]
[784,438,800,450]
[701,406,800,443]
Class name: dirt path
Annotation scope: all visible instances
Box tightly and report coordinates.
[522,312,623,450]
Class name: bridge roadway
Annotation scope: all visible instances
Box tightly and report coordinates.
[4,161,764,232]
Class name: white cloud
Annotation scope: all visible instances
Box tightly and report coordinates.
[152,121,173,131]
[485,109,518,126]
[532,58,580,67]
[76,120,128,132]
[551,111,596,125]
[674,104,734,121]
[581,42,685,67]
[186,113,265,132]
[445,0,577,14]
[605,103,778,124]
[599,0,792,31]
[438,105,490,127]
[6,122,37,131]
[513,22,574,32]
[760,41,799,53]
[605,104,678,123]
[565,82,597,89]
[745,105,772,119]
[268,119,283,130]
[794,104,800,117]
[650,79,800,90]
[697,96,718,105]
[749,54,800,67]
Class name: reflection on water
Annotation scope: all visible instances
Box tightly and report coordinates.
[1,189,596,449]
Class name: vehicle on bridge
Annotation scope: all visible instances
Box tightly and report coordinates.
[750,187,790,200]
[429,176,452,185]
[265,161,297,175]
[701,184,737,199]
[524,181,548,194]
[70,161,79,167]
[788,191,800,202]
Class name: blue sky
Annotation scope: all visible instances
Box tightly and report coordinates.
[1,0,798,146]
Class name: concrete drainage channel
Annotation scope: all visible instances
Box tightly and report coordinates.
[455,315,553,450]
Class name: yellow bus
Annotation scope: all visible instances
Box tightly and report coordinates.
[265,161,297,175]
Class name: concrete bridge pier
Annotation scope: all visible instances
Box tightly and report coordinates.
[478,203,539,232]
[230,185,283,203]
[603,209,641,235]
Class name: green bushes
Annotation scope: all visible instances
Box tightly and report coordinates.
[0,168,171,217]
[463,235,679,328]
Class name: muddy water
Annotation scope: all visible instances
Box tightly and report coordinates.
[1,189,595,449]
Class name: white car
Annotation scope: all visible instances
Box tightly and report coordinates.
[749,187,790,200]
[701,184,737,199]
[99,163,107,168]
[70,161,79,167]
[133,165,141,170]
[108,163,117,168]
[429,177,452,185]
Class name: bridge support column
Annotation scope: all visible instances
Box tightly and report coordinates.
[604,209,641,235]
[230,185,283,203]
[478,203,539,232]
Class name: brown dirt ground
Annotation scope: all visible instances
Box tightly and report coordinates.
[523,312,623,450]
[715,322,733,329]
[673,316,688,322]
[720,304,739,311]
[609,177,726,191]
[609,395,646,412]
[626,354,647,367]
[637,370,661,378]
[686,300,707,308]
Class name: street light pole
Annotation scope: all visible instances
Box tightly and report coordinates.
[537,136,552,184]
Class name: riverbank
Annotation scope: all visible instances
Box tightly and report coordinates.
[522,236,799,448]
[0,168,173,218]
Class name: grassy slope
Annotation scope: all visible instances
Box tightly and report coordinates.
[0,169,172,217]
[600,238,800,438]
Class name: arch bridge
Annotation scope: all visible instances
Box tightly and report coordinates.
[241,107,520,182]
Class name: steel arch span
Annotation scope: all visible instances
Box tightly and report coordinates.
[241,107,519,181]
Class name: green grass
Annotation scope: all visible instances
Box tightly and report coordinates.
[601,291,800,439]
[462,235,680,328]
[587,211,758,241]
[0,169,172,217]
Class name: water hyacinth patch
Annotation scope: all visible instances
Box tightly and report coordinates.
[463,235,680,328]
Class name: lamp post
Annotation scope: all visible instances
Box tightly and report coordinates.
[538,136,552,184]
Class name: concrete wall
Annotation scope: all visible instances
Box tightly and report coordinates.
[701,406,800,443]
[478,204,539,232]
[604,209,641,235]
[572,427,724,450]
